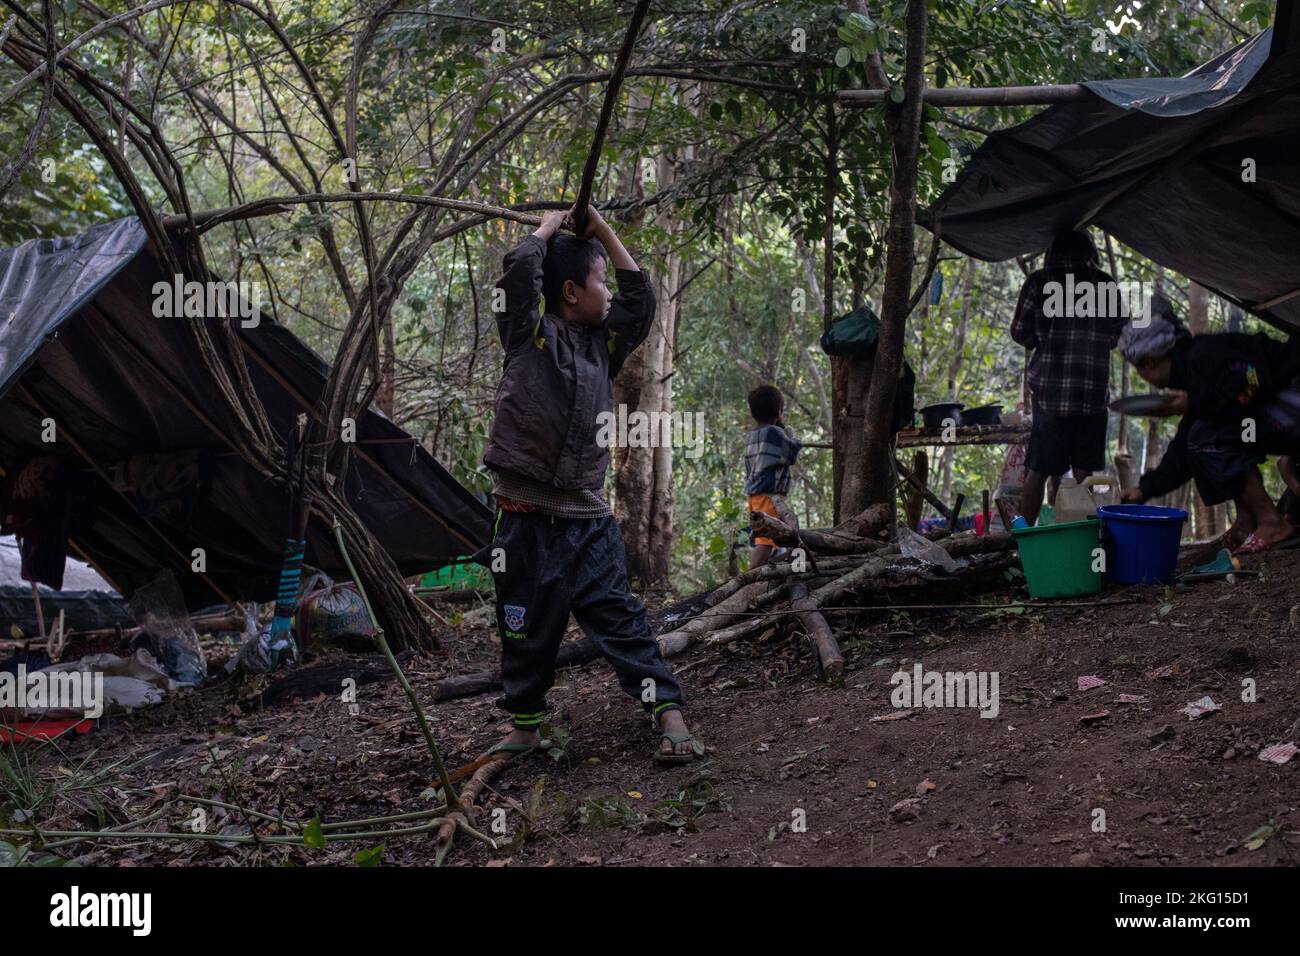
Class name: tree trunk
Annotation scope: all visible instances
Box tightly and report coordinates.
[830,1,886,523]
[861,0,929,506]
[613,140,682,588]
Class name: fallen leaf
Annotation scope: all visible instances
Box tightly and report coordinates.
[916,778,936,796]
[870,709,916,722]
[1077,675,1107,691]
[1079,710,1110,724]
[1242,824,1275,851]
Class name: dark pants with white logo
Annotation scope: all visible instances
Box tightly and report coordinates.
[490,510,685,731]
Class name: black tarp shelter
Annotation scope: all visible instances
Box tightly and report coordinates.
[924,1,1300,333]
[0,217,492,609]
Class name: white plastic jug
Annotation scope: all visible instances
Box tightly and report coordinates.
[1082,474,1117,509]
[1053,475,1116,523]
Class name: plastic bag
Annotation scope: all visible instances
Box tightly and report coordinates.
[299,582,376,646]
[126,571,206,685]
[897,528,961,574]
[232,619,299,674]
[819,305,881,357]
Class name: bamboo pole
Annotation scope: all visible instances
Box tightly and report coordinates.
[838,84,1091,107]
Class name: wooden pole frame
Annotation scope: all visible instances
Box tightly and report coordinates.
[837,84,1092,108]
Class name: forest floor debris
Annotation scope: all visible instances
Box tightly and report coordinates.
[4,546,1300,866]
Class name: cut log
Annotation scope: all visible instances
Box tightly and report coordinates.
[939,531,1012,557]
[788,581,844,684]
[702,615,772,647]
[427,638,600,703]
[704,554,860,606]
[750,510,885,554]
[832,502,892,539]
[657,581,774,657]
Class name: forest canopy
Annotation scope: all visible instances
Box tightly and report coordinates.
[0,0,1272,595]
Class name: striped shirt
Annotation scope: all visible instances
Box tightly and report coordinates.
[744,425,802,495]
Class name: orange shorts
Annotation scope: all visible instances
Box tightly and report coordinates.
[748,493,781,547]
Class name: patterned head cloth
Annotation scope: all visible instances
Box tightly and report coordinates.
[1119,316,1179,362]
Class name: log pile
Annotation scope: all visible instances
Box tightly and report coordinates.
[650,511,1015,686]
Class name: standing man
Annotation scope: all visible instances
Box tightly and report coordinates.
[1010,230,1125,524]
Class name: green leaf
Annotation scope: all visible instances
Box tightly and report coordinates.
[708,101,723,121]
[835,47,851,69]
[353,843,385,867]
[0,841,22,866]
[303,817,326,850]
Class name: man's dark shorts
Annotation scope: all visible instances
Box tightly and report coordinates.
[1025,401,1108,475]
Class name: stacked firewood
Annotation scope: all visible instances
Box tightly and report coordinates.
[653,503,1014,685]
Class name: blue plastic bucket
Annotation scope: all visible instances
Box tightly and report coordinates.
[1098,504,1188,584]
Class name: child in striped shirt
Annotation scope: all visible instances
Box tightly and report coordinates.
[744,385,802,568]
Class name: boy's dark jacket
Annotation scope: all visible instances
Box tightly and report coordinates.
[484,234,656,490]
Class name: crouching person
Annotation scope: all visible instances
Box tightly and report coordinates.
[481,205,701,764]
[1120,295,1300,553]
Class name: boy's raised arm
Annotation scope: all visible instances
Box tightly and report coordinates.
[578,206,655,372]
[493,210,567,352]
[580,205,637,272]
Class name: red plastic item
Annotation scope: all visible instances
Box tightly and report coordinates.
[0,718,93,744]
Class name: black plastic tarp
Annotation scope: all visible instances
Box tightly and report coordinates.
[923,2,1300,333]
[0,217,492,609]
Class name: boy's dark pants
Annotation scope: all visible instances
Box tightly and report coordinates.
[491,509,685,730]
[1188,390,1300,504]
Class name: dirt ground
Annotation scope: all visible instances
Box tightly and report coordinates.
[16,546,1300,867]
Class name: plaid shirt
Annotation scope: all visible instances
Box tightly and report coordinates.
[1010,266,1125,417]
[743,424,802,495]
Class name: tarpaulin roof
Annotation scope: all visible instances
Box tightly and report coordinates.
[0,217,492,608]
[923,1,1300,332]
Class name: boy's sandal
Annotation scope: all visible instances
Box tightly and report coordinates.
[1234,532,1300,555]
[653,733,705,765]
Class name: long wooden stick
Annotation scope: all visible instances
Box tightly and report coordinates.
[838,84,1091,107]
[571,0,653,235]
